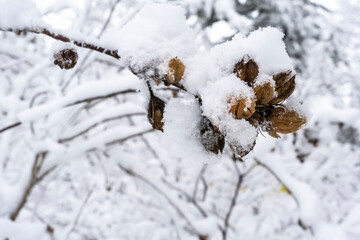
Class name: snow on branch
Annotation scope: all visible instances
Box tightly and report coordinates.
[0,27,121,60]
[254,157,347,240]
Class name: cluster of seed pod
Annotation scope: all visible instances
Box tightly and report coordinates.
[147,55,306,157]
[230,55,306,140]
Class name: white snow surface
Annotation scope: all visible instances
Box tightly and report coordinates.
[114,3,197,69]
[162,95,220,163]
[0,0,43,29]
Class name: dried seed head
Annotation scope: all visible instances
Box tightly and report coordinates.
[199,116,225,154]
[270,71,296,104]
[253,81,275,106]
[147,94,165,131]
[230,139,256,157]
[234,56,259,85]
[228,96,256,119]
[266,105,306,138]
[164,57,185,85]
[53,48,78,69]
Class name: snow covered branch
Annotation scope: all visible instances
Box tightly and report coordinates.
[254,157,347,240]
[0,27,121,60]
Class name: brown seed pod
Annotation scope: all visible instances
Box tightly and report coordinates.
[228,96,256,119]
[270,71,296,104]
[147,94,165,132]
[199,116,225,154]
[164,57,185,85]
[253,81,275,106]
[53,48,78,69]
[234,56,259,85]
[266,105,306,138]
[230,139,256,157]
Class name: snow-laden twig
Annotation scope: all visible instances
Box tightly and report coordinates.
[0,88,138,135]
[0,27,121,60]
[254,157,347,240]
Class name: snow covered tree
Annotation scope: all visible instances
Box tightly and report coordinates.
[0,0,359,240]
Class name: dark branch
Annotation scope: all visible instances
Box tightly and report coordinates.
[0,122,21,134]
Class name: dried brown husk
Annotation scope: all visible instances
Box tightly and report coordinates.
[270,71,296,104]
[230,139,256,157]
[164,57,185,85]
[199,116,225,154]
[234,56,259,85]
[228,96,256,119]
[53,49,78,69]
[147,94,165,131]
[253,81,275,106]
[266,105,306,138]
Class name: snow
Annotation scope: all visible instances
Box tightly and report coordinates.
[162,95,220,163]
[0,218,45,240]
[183,27,294,95]
[0,1,358,240]
[254,147,348,240]
[18,78,140,122]
[114,3,197,69]
[0,0,43,29]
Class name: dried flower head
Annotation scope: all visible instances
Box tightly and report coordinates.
[228,96,256,119]
[53,48,78,69]
[270,71,296,105]
[230,139,256,157]
[147,94,165,132]
[234,56,259,85]
[265,105,306,138]
[164,57,185,85]
[199,116,225,154]
[253,81,275,106]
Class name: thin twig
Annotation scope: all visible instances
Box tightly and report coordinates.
[221,163,244,240]
[0,90,138,136]
[10,151,47,221]
[118,164,201,236]
[162,178,207,217]
[64,188,94,240]
[192,165,207,201]
[0,122,21,134]
[58,112,145,143]
[65,89,138,107]
[105,129,154,147]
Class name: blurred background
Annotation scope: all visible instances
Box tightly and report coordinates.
[0,0,359,239]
